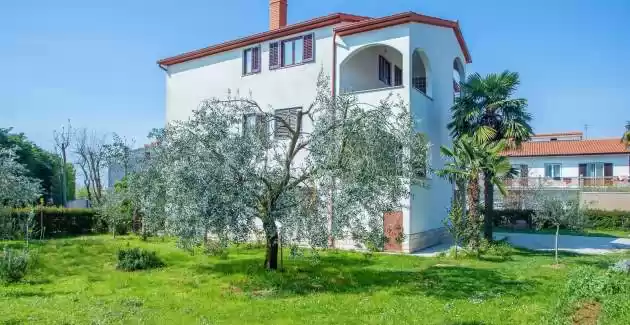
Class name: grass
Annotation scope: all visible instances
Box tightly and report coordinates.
[0,235,629,324]
[496,227,630,238]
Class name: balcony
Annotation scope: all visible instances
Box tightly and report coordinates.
[503,177,630,191]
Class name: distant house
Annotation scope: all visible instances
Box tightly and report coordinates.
[502,132,630,188]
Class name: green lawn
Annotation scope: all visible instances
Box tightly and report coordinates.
[0,235,628,324]
[496,227,630,238]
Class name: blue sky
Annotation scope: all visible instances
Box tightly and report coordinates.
[2,0,629,151]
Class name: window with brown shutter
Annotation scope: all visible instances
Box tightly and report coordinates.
[394,65,402,86]
[269,42,280,69]
[303,33,314,62]
[274,107,301,139]
[243,45,261,75]
[379,55,392,86]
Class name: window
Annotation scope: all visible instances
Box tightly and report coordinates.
[270,34,314,69]
[378,55,391,86]
[394,65,402,86]
[274,107,301,139]
[243,46,261,75]
[544,163,561,179]
[586,163,605,178]
[243,113,267,143]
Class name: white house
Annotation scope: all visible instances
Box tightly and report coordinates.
[503,132,630,188]
[157,1,471,252]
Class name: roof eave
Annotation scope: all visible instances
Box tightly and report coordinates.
[157,13,368,67]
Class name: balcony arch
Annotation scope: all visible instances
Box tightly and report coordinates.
[339,44,404,93]
[453,57,465,97]
[412,49,431,97]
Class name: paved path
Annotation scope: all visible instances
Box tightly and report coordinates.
[414,233,630,256]
[496,232,630,255]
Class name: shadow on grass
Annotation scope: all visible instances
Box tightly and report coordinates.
[196,255,536,299]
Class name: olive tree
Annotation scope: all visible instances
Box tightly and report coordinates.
[0,148,41,207]
[145,74,426,270]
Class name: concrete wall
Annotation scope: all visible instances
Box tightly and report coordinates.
[582,192,630,211]
[509,154,630,178]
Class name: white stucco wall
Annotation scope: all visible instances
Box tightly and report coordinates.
[509,155,630,178]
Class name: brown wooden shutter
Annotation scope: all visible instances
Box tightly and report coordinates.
[269,42,280,69]
[251,46,260,72]
[579,164,587,177]
[303,34,314,62]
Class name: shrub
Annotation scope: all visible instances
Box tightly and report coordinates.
[0,207,102,240]
[204,240,229,259]
[583,210,630,230]
[565,266,628,302]
[0,247,29,283]
[610,259,630,274]
[490,209,534,227]
[116,248,165,271]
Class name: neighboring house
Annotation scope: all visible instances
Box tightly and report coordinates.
[107,147,148,188]
[502,132,630,189]
[157,1,471,252]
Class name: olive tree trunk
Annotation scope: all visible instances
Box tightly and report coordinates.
[263,219,279,270]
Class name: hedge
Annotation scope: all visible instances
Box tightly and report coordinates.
[491,209,630,230]
[0,207,105,240]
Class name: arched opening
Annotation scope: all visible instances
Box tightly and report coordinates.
[412,49,431,97]
[340,44,404,93]
[453,57,465,98]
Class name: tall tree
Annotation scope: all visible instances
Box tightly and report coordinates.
[74,129,107,205]
[53,120,72,206]
[140,74,426,270]
[448,71,532,241]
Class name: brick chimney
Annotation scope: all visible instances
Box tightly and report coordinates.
[269,0,288,30]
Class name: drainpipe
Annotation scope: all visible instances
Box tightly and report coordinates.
[331,30,337,97]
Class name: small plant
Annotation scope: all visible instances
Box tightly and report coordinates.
[443,200,467,259]
[0,247,29,283]
[482,241,513,261]
[116,248,164,271]
[204,240,229,260]
[533,197,586,264]
[610,259,630,274]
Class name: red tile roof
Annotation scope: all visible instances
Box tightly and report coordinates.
[157,11,472,67]
[532,131,583,137]
[502,138,629,157]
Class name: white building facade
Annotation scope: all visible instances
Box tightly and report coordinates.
[158,3,471,252]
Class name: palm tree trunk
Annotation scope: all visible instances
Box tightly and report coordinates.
[467,174,481,255]
[483,172,495,242]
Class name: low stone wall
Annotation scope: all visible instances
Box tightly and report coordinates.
[406,227,448,253]
[582,192,630,211]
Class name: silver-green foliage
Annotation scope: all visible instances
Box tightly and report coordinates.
[134,73,427,268]
[0,247,30,283]
[0,148,41,207]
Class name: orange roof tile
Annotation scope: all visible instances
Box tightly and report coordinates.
[502,138,629,157]
[532,131,583,137]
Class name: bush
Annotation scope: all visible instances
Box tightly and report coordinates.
[610,259,630,274]
[565,266,628,302]
[0,207,102,240]
[491,209,534,227]
[583,209,630,230]
[0,247,29,283]
[204,240,229,259]
[116,248,165,271]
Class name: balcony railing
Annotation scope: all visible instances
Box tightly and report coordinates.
[503,176,630,190]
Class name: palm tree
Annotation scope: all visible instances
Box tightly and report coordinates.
[437,137,515,254]
[448,71,532,241]
[622,121,630,148]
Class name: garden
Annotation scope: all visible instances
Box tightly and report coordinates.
[1,235,629,325]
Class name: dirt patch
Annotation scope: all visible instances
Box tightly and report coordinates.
[572,301,601,325]
[543,263,566,269]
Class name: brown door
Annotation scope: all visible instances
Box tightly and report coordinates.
[604,163,613,186]
[384,211,403,252]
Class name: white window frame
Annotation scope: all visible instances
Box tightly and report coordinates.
[544,163,561,178]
